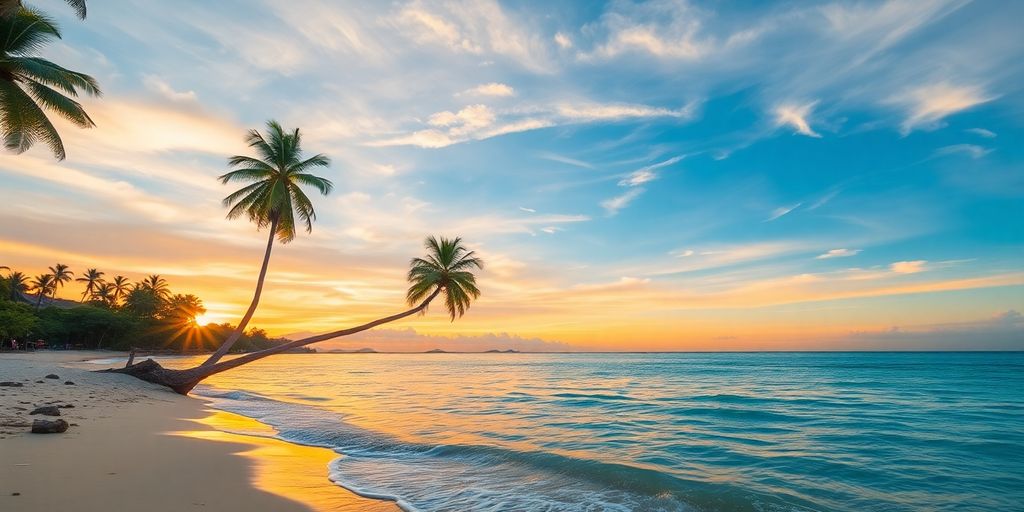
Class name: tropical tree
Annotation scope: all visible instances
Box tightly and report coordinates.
[76,268,103,301]
[111,236,483,395]
[110,275,129,304]
[138,274,170,300]
[48,263,72,298]
[0,7,100,160]
[4,270,29,301]
[0,1,86,19]
[200,120,333,367]
[30,273,54,309]
[91,281,115,305]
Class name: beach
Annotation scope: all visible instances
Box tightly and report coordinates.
[0,351,397,512]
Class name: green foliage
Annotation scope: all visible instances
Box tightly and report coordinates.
[407,236,484,320]
[0,7,100,160]
[220,120,333,243]
[0,300,37,339]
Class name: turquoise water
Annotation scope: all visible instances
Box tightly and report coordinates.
[187,352,1023,511]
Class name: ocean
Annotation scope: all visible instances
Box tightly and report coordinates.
[174,352,1022,511]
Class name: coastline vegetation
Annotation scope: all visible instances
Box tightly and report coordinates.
[0,266,297,353]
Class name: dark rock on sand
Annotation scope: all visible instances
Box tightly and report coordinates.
[64,381,75,385]
[35,380,44,383]
[45,374,60,379]
[0,381,24,387]
[31,419,69,434]
[59,404,75,408]
[30,405,61,416]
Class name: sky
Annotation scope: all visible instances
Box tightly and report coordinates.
[1,0,1022,351]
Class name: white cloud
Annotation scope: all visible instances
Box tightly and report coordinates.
[373,101,694,148]
[458,82,515,97]
[601,188,645,216]
[966,127,997,138]
[554,32,573,49]
[775,102,821,138]
[935,144,991,159]
[766,202,803,221]
[142,75,197,103]
[894,83,994,134]
[617,155,684,186]
[540,226,560,234]
[891,260,928,274]
[537,152,594,169]
[816,248,861,259]
[519,207,536,213]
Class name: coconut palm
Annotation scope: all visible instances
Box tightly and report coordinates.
[76,268,103,301]
[407,236,483,321]
[200,120,333,367]
[48,263,72,298]
[91,281,114,305]
[0,1,86,19]
[110,275,129,304]
[0,7,100,160]
[5,270,29,301]
[30,273,54,309]
[114,235,483,395]
[138,274,170,300]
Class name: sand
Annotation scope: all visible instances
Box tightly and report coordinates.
[0,351,398,512]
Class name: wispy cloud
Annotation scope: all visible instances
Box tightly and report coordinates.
[894,83,994,134]
[816,248,860,259]
[766,203,803,222]
[775,102,821,138]
[935,144,991,159]
[458,82,515,97]
[891,260,928,274]
[966,127,997,138]
[537,152,594,169]
[601,188,645,216]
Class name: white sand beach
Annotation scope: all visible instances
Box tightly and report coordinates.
[0,351,398,512]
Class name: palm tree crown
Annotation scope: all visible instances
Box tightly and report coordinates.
[76,267,103,301]
[219,120,333,243]
[139,274,170,299]
[5,270,29,300]
[0,7,100,160]
[407,236,483,321]
[0,1,87,19]
[111,275,129,303]
[48,262,72,297]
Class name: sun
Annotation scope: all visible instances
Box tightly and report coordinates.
[192,314,213,327]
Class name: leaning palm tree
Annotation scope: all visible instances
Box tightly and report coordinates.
[199,120,333,367]
[110,275,129,304]
[48,263,72,298]
[110,236,483,395]
[30,273,54,309]
[0,1,86,19]
[0,7,100,160]
[76,268,103,301]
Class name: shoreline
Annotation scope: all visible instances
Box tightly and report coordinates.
[0,351,398,512]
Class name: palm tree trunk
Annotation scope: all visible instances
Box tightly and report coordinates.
[105,287,442,395]
[200,216,279,367]
[35,291,44,310]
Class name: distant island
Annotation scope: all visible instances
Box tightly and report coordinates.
[484,349,520,353]
[326,348,377,353]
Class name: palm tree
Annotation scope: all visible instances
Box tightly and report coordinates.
[30,273,54,309]
[5,270,29,301]
[76,268,103,301]
[200,120,333,367]
[139,274,170,300]
[112,236,483,395]
[91,281,114,305]
[48,263,72,299]
[110,275,129,304]
[0,1,86,19]
[0,7,100,160]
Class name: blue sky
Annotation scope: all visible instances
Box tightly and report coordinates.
[1,0,1021,350]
